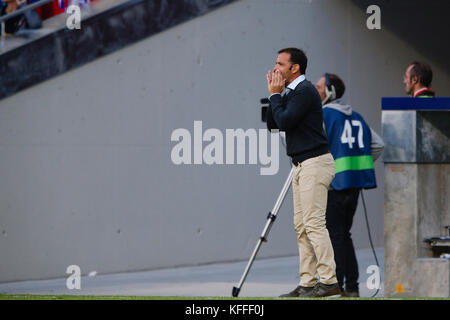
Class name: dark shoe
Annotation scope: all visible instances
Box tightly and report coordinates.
[279,285,315,298]
[311,282,342,297]
[342,290,359,297]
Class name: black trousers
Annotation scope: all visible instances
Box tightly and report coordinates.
[325,188,361,292]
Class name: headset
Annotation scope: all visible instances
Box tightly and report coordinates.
[323,73,337,105]
[322,73,380,297]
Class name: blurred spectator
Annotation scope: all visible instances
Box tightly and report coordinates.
[28,0,65,20]
[0,0,42,34]
[30,0,97,20]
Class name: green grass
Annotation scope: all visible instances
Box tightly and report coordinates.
[0,294,448,300]
[0,294,212,300]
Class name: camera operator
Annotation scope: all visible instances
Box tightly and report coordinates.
[266,48,340,298]
[315,73,384,297]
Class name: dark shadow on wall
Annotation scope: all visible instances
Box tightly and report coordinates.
[0,0,238,101]
[352,0,450,76]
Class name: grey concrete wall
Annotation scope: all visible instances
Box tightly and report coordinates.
[384,164,450,297]
[1,0,450,282]
[384,164,418,296]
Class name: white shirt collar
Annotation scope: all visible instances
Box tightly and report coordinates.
[287,74,306,91]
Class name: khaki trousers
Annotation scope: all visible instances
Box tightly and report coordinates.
[292,152,337,286]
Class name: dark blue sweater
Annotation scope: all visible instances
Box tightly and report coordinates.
[266,79,329,164]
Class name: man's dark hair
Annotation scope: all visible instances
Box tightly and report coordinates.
[278,47,308,74]
[327,73,346,99]
[409,61,433,87]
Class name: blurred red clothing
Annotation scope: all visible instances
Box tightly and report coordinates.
[34,0,99,20]
[32,0,65,20]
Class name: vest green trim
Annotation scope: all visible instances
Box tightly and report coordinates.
[335,155,374,174]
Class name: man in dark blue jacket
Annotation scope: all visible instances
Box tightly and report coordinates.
[315,73,384,297]
[266,48,340,298]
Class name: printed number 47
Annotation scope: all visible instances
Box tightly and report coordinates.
[341,120,364,149]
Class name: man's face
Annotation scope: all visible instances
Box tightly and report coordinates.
[315,77,326,101]
[403,65,417,96]
[273,52,295,85]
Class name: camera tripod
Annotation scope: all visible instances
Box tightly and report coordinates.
[232,166,294,297]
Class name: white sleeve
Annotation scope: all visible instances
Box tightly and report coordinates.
[370,128,384,162]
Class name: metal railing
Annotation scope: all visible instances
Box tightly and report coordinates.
[0,0,54,24]
[1,0,54,43]
[0,0,56,51]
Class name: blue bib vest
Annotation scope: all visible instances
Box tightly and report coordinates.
[322,107,377,190]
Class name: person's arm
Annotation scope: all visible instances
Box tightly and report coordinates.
[269,89,311,131]
[370,128,384,161]
[265,103,281,131]
[266,70,311,130]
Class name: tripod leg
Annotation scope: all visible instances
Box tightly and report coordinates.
[232,167,294,297]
